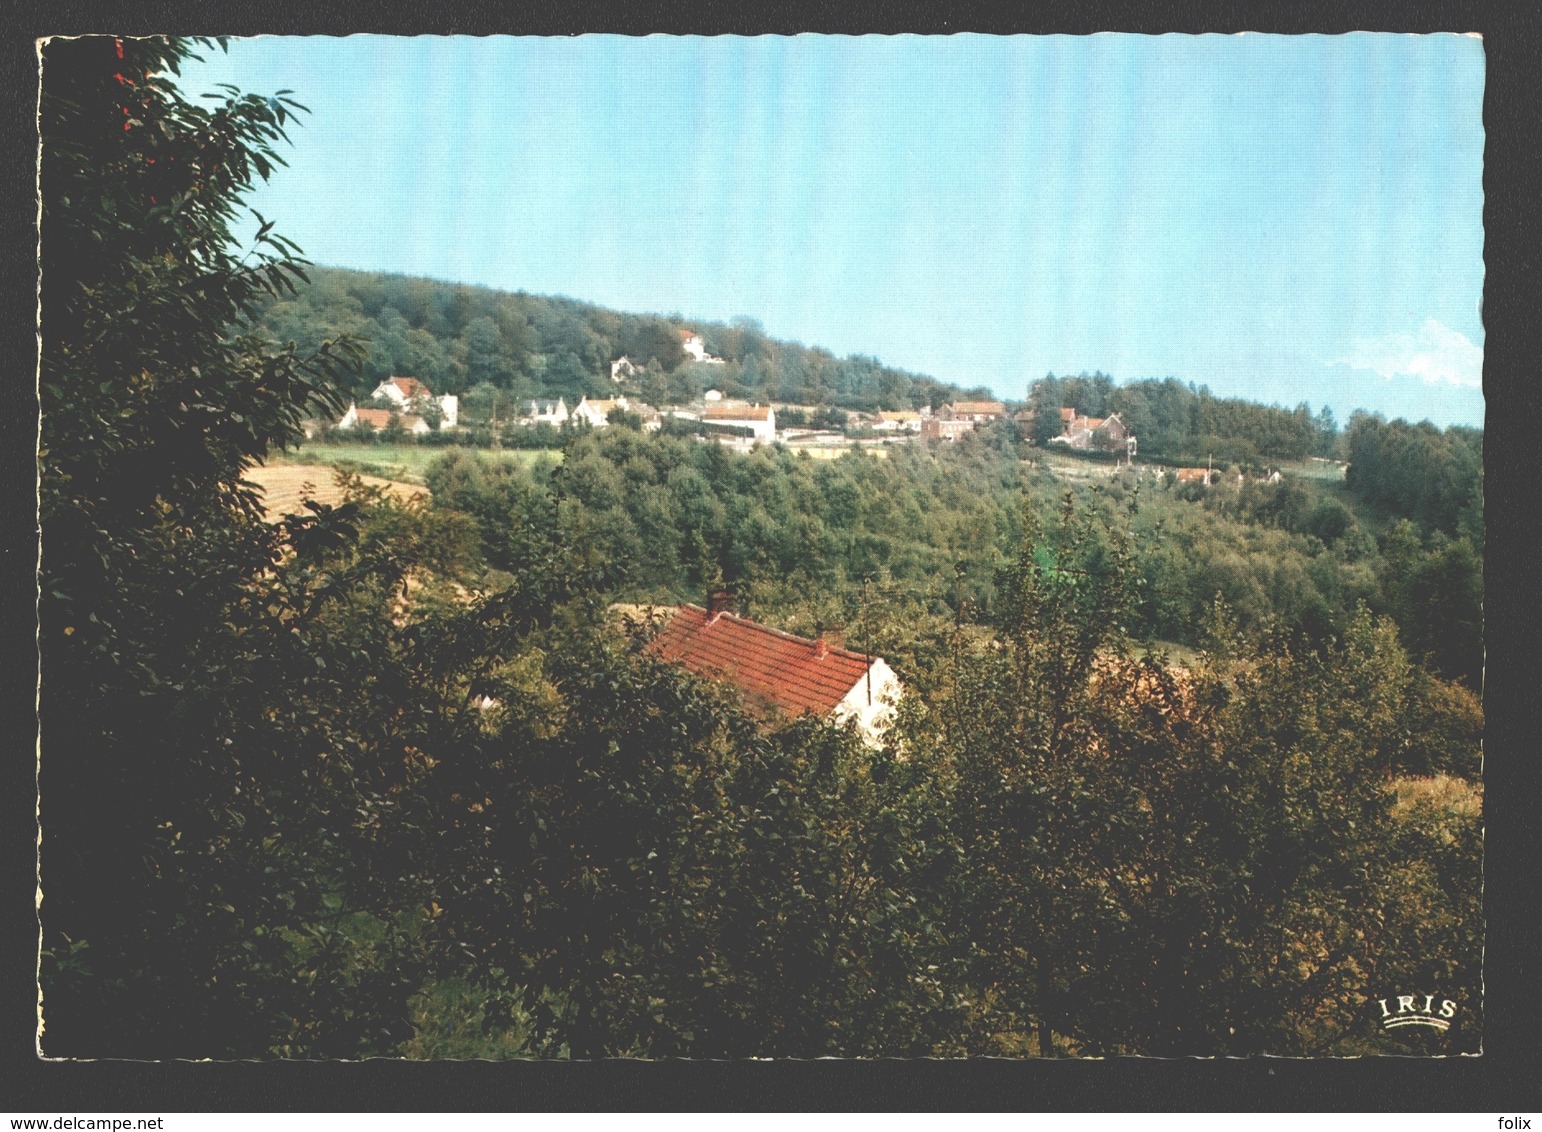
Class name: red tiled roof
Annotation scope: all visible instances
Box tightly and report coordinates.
[704,404,772,422]
[952,401,1006,415]
[351,408,394,429]
[649,605,873,719]
[388,376,432,399]
[1059,407,1077,422]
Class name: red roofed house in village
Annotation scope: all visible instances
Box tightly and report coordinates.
[649,594,902,744]
[337,403,432,434]
[370,375,459,428]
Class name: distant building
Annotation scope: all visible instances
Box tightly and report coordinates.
[874,410,924,432]
[1051,411,1134,455]
[337,403,432,434]
[610,356,646,382]
[519,398,570,427]
[703,402,776,444]
[704,389,725,402]
[571,395,663,431]
[921,400,1006,440]
[573,396,624,429]
[649,595,901,745]
[920,417,976,442]
[942,400,1006,423]
[370,375,458,429]
[678,330,725,365]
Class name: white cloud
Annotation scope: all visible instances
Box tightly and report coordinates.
[1333,319,1484,389]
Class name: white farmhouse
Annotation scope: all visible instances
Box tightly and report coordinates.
[649,597,902,746]
[703,403,777,444]
[371,376,458,429]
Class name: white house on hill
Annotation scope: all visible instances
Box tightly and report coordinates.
[610,356,646,382]
[680,330,726,365]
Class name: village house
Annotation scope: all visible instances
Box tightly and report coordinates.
[1051,411,1135,457]
[610,355,646,382]
[703,402,777,444]
[368,375,459,429]
[519,398,570,427]
[920,400,1006,441]
[680,330,726,365]
[573,395,663,431]
[632,403,664,432]
[649,594,902,745]
[572,396,625,429]
[337,403,432,435]
[942,400,1007,424]
[873,409,925,433]
[920,417,976,441]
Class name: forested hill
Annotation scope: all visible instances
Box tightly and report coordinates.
[252,266,985,412]
[255,267,1477,468]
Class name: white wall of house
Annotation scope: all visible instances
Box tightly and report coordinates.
[831,657,902,745]
[573,398,606,428]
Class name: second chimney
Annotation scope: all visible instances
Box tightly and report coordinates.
[706,588,735,617]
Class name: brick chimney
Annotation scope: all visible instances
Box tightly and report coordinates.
[706,588,735,618]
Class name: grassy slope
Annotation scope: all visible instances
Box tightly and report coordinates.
[272,442,562,485]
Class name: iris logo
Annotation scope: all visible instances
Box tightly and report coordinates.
[1377,993,1458,1031]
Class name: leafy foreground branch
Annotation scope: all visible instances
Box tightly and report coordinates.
[38,37,1479,1059]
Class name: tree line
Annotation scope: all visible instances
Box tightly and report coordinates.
[1028,371,1341,464]
[253,265,982,415]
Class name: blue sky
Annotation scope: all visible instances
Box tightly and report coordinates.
[177,34,1486,427]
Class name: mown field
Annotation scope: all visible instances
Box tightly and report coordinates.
[247,464,426,519]
[273,442,562,484]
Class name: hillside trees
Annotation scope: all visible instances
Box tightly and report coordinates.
[251,266,958,414]
[897,500,1483,1055]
